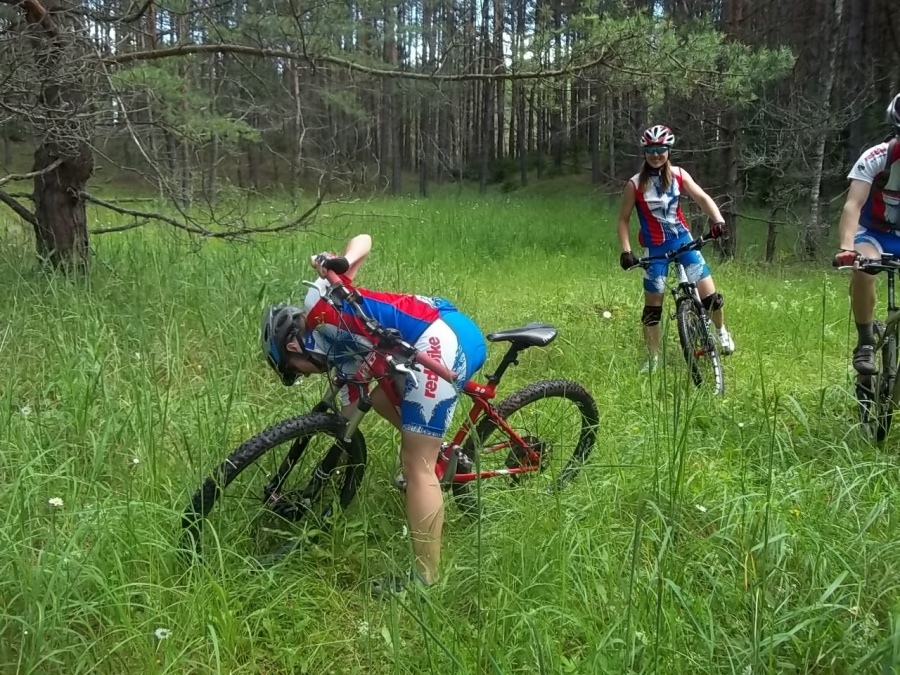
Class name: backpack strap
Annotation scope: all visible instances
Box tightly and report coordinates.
[872,137,899,193]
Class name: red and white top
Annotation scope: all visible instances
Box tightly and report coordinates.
[848,141,900,231]
[630,167,690,247]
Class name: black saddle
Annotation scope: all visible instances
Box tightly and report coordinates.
[486,322,558,348]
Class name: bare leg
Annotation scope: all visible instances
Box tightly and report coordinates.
[851,242,879,326]
[696,277,723,330]
[345,383,443,585]
[643,292,663,358]
[399,430,444,585]
[849,242,880,374]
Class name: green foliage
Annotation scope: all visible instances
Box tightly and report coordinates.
[566,13,794,114]
[2,190,897,672]
[111,65,260,146]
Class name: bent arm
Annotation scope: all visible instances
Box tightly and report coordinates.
[838,180,871,251]
[680,170,725,224]
[341,233,372,281]
[617,182,636,251]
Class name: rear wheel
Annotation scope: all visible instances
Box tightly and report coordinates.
[857,322,895,442]
[180,412,366,563]
[675,297,725,395]
[452,379,599,516]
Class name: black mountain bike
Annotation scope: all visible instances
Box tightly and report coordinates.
[630,233,725,395]
[841,255,900,442]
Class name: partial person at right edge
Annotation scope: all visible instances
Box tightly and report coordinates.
[616,124,736,375]
[834,93,900,376]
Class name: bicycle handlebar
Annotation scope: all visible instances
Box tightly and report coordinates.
[629,233,712,270]
[835,255,900,274]
[321,269,459,385]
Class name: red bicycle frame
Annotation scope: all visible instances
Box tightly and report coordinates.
[319,270,543,484]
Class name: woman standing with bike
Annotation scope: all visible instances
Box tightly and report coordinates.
[616,124,735,373]
[260,233,487,595]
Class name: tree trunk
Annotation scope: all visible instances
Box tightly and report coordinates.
[844,0,865,159]
[590,84,600,184]
[765,205,782,263]
[804,0,845,257]
[2,126,10,166]
[606,94,616,180]
[718,0,744,258]
[32,144,93,271]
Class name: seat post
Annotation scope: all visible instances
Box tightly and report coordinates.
[486,343,523,386]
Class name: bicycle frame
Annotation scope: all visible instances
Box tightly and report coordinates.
[305,273,545,487]
[860,257,900,406]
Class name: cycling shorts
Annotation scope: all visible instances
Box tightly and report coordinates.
[341,312,487,438]
[642,232,710,294]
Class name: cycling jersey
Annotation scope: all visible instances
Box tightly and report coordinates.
[630,166,690,247]
[848,140,900,231]
[301,277,487,438]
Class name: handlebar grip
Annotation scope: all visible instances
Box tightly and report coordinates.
[324,269,347,292]
[322,256,350,275]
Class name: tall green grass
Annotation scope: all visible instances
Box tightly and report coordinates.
[2,188,900,673]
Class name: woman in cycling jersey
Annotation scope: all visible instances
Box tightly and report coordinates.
[260,233,487,595]
[616,124,736,373]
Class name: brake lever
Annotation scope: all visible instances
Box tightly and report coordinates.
[389,357,420,389]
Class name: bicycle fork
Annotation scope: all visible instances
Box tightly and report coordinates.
[670,266,716,344]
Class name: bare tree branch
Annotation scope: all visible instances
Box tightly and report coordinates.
[0,0,54,33]
[0,158,63,187]
[83,191,324,239]
[90,218,149,234]
[104,43,612,82]
[0,189,37,226]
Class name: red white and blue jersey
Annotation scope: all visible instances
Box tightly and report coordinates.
[630,167,690,247]
[301,277,458,375]
[848,141,900,231]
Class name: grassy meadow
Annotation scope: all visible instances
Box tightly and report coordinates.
[2,183,900,674]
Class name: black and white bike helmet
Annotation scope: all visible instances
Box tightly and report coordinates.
[887,93,900,133]
[260,304,306,386]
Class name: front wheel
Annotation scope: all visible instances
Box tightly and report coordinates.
[180,412,366,562]
[857,322,894,442]
[675,297,725,395]
[452,379,599,516]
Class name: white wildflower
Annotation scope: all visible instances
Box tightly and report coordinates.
[695,504,707,513]
[154,627,171,640]
[132,457,140,465]
[738,423,745,429]
[602,311,612,320]
[20,405,31,416]
[48,497,64,508]
[401,525,408,537]
[357,620,370,637]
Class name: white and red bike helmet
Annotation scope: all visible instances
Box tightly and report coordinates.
[640,125,675,148]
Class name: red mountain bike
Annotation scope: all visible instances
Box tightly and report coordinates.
[181,270,599,560]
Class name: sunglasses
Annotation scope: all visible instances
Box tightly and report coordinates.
[645,146,669,155]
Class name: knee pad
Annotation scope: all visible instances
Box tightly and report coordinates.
[701,292,724,312]
[641,305,663,326]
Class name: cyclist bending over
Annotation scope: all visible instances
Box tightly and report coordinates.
[834,93,900,375]
[260,234,487,594]
[616,124,735,373]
